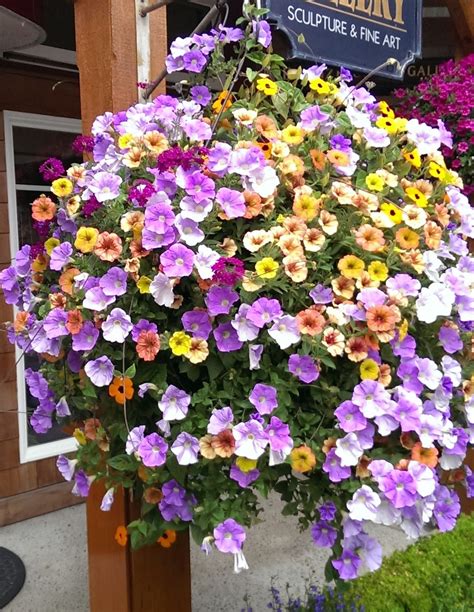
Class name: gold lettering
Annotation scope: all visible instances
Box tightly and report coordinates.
[393,0,404,24]
[372,0,392,20]
[339,0,357,9]
[355,0,373,15]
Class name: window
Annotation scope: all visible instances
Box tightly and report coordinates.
[3,111,82,462]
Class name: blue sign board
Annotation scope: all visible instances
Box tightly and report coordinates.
[258,0,423,79]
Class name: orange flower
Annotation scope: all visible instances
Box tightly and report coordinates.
[309,149,326,171]
[144,487,163,504]
[283,255,308,282]
[94,232,123,262]
[129,239,150,259]
[243,191,263,219]
[424,221,442,249]
[211,429,235,458]
[136,330,160,361]
[66,309,84,334]
[158,530,177,549]
[14,311,30,333]
[303,228,325,252]
[290,445,316,473]
[283,216,307,238]
[32,194,56,221]
[255,115,278,139]
[411,443,438,468]
[115,525,128,547]
[49,293,67,309]
[59,267,80,295]
[366,305,400,333]
[331,276,355,299]
[395,227,419,250]
[296,308,326,336]
[278,234,304,257]
[254,141,272,159]
[354,224,385,252]
[378,363,392,387]
[109,376,134,405]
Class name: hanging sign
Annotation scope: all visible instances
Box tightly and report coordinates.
[258,0,423,79]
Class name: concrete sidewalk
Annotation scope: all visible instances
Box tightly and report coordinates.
[0,495,408,612]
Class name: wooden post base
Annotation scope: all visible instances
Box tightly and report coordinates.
[87,484,191,612]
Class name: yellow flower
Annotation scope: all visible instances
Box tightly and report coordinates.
[398,319,409,341]
[51,178,73,198]
[276,214,286,224]
[236,457,258,473]
[256,78,278,96]
[375,116,399,134]
[360,359,380,380]
[365,173,385,192]
[293,194,320,222]
[380,202,403,225]
[44,237,60,256]
[74,226,99,253]
[428,161,446,181]
[255,257,279,280]
[338,255,365,279]
[281,125,305,146]
[73,428,87,445]
[290,445,316,473]
[137,275,152,294]
[118,133,134,149]
[32,255,48,273]
[368,261,389,282]
[378,101,395,119]
[169,331,192,356]
[309,78,330,95]
[403,148,421,168]
[405,187,428,208]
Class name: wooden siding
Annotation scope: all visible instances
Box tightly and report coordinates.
[0,62,81,525]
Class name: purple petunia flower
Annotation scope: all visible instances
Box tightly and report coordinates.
[159,479,196,522]
[158,385,191,421]
[311,520,337,548]
[332,550,362,580]
[299,105,330,131]
[319,501,337,521]
[131,319,158,342]
[216,187,246,219]
[84,356,114,387]
[233,419,269,459]
[230,464,260,488]
[171,432,200,465]
[213,322,243,352]
[86,171,122,202]
[183,171,215,202]
[208,406,233,435]
[182,310,212,340]
[205,285,239,316]
[213,519,246,554]
[102,308,133,343]
[99,267,128,296]
[56,455,78,481]
[160,243,195,278]
[288,354,319,384]
[252,19,272,47]
[43,308,69,338]
[249,383,278,415]
[137,432,168,467]
[72,320,99,351]
[309,284,334,305]
[380,470,417,508]
[334,400,367,433]
[190,85,212,106]
[50,242,73,271]
[323,448,352,482]
[439,325,463,354]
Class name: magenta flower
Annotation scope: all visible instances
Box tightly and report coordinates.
[249,383,278,415]
[160,243,194,278]
[39,157,65,181]
[211,257,245,286]
[213,518,246,554]
[137,432,168,467]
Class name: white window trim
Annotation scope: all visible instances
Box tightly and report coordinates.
[4,111,82,463]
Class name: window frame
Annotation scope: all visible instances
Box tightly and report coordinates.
[3,110,82,463]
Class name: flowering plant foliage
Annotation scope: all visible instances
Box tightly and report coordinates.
[393,54,474,197]
[2,5,474,581]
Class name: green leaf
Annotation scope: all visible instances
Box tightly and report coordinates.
[124,363,137,379]
[107,454,137,472]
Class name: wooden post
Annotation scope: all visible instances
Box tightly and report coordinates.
[445,0,474,57]
[74,3,191,610]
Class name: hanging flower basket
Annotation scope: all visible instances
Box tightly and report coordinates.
[2,4,474,582]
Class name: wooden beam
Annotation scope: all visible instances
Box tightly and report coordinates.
[0,481,84,526]
[444,0,474,56]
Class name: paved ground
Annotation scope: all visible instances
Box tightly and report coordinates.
[0,495,409,612]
